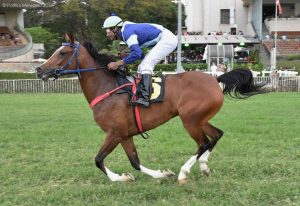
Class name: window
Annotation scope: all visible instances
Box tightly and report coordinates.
[220,9,230,24]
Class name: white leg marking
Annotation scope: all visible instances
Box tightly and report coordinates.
[178,155,197,183]
[199,150,211,176]
[140,165,175,179]
[105,167,135,182]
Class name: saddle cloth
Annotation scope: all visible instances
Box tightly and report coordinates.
[116,72,165,103]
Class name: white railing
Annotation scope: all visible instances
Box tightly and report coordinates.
[0,77,299,93]
[0,79,81,93]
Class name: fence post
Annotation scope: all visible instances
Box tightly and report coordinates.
[12,80,15,94]
[71,79,73,93]
[270,71,279,92]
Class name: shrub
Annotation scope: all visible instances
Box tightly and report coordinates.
[128,63,208,72]
[233,62,264,71]
[277,61,300,73]
[0,72,37,80]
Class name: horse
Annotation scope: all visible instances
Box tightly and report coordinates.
[36,34,265,184]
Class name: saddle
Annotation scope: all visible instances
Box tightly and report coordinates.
[115,70,165,104]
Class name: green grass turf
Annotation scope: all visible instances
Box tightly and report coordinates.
[0,93,299,206]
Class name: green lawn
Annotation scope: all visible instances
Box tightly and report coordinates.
[0,93,299,206]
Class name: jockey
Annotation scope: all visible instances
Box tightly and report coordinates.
[103,13,178,107]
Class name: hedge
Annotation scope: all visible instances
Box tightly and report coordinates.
[0,72,37,80]
[277,61,300,73]
[287,55,300,61]
[128,63,208,72]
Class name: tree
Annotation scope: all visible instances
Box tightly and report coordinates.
[26,27,61,58]
[25,0,178,51]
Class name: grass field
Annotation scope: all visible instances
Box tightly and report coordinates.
[0,93,299,206]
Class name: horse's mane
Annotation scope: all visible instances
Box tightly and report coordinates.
[83,41,116,68]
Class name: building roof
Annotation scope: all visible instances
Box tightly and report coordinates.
[181,35,260,45]
[0,0,45,9]
[263,39,300,55]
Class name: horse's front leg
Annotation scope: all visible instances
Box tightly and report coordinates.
[121,137,175,179]
[95,133,134,182]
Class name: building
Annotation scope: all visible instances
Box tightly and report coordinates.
[181,0,300,68]
[185,0,300,40]
[0,0,45,71]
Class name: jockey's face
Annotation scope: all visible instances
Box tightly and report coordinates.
[106,28,118,41]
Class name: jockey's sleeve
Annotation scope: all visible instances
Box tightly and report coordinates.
[122,34,143,64]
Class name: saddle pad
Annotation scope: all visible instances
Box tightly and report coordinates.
[116,74,165,103]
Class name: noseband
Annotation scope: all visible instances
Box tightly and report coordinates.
[53,42,103,79]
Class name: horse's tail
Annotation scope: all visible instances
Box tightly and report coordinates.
[217,69,267,99]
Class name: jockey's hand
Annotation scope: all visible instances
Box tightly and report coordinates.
[107,60,124,70]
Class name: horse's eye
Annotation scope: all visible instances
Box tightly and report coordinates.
[59,51,66,57]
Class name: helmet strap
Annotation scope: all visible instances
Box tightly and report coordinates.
[112,27,120,39]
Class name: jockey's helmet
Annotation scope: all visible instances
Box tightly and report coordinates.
[103,14,123,29]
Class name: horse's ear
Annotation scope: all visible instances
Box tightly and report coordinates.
[64,33,75,43]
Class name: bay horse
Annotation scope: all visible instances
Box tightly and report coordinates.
[36,34,265,184]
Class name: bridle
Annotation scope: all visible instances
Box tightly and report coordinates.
[52,42,106,79]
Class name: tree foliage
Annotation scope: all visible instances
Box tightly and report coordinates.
[25,0,178,50]
[26,27,61,58]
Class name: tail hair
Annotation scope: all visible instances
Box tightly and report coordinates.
[217,69,267,99]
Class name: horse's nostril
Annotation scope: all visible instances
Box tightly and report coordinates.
[36,67,42,72]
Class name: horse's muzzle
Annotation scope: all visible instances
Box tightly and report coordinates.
[36,67,44,79]
[36,67,59,81]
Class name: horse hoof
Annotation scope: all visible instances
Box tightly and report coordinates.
[202,168,210,177]
[178,178,187,186]
[163,169,176,177]
[200,164,210,176]
[121,173,135,181]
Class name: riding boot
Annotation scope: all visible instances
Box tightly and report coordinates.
[131,74,152,107]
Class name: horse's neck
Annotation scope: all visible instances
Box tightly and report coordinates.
[79,69,116,103]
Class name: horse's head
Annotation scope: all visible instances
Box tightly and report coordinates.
[36,34,85,81]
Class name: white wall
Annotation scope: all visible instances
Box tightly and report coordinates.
[185,0,250,34]
[3,10,17,29]
[185,0,300,36]
[17,10,24,28]
[235,0,249,33]
[0,9,23,29]
[185,0,202,32]
[295,3,300,16]
[265,18,300,32]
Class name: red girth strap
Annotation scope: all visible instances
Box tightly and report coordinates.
[89,82,146,136]
[131,80,144,134]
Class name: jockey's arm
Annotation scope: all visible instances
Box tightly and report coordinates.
[122,34,143,64]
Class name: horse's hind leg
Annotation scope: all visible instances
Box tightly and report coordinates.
[177,121,223,184]
[121,137,175,179]
[177,121,207,184]
[198,123,224,176]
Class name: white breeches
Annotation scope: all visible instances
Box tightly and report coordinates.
[138,29,177,74]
